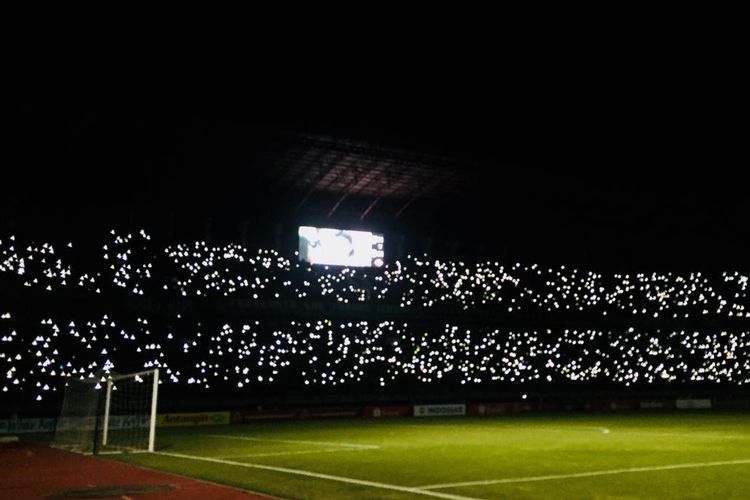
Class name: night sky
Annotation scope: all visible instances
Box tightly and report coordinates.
[5,80,747,271]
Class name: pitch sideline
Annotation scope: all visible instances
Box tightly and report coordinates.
[216,447,374,459]
[419,458,750,490]
[206,434,379,449]
[154,451,481,500]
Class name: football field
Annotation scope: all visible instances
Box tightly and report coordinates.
[113,412,750,499]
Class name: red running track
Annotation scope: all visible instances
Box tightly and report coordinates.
[0,442,277,499]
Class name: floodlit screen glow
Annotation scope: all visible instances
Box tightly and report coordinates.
[298,226,384,267]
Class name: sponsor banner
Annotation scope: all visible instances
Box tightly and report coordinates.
[639,400,674,409]
[2,412,231,433]
[105,414,150,429]
[468,403,513,415]
[99,415,151,429]
[52,416,97,432]
[362,405,411,418]
[610,401,639,411]
[414,404,466,417]
[53,415,149,432]
[585,400,611,411]
[157,412,230,427]
[712,399,750,409]
[676,399,712,410]
[232,410,297,423]
[0,418,56,434]
[300,408,360,419]
[231,407,361,423]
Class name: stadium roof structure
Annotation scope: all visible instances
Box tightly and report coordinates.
[261,134,485,221]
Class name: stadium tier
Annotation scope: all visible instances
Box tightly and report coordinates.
[0,229,748,413]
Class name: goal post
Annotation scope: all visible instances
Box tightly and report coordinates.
[52,368,159,454]
[102,377,113,447]
[50,376,102,454]
[101,369,159,453]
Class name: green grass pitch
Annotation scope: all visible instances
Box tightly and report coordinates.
[113,412,750,499]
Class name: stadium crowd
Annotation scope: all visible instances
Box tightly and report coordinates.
[1,229,747,318]
[1,229,748,404]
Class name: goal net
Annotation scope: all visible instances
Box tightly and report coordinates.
[52,369,159,454]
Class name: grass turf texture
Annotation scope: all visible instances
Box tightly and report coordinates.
[111,412,750,499]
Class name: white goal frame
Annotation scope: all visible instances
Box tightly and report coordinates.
[101,368,159,452]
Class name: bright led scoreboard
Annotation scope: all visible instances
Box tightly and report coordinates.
[298,226,384,268]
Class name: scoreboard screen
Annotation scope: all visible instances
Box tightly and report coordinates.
[298,226,384,268]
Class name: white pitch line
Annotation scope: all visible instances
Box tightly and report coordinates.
[98,450,150,455]
[206,434,379,449]
[216,447,371,459]
[154,451,481,500]
[609,431,750,440]
[525,427,750,440]
[419,458,750,490]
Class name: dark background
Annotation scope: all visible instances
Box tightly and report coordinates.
[2,38,749,416]
[4,69,748,272]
